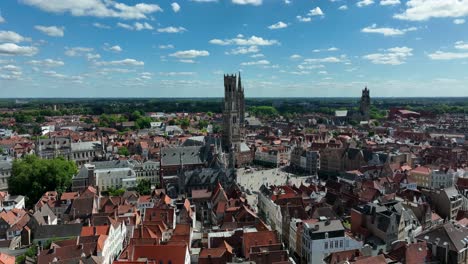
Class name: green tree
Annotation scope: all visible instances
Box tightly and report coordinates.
[130,110,142,121]
[136,179,152,195]
[180,118,190,129]
[212,124,222,134]
[118,147,130,156]
[135,117,152,129]
[198,119,209,129]
[249,106,278,118]
[35,116,46,123]
[107,187,125,196]
[9,155,77,207]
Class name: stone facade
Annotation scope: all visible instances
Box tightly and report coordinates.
[222,73,247,168]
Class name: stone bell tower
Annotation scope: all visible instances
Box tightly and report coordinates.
[359,86,371,119]
[222,72,245,167]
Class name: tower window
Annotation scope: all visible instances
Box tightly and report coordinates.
[233,116,237,123]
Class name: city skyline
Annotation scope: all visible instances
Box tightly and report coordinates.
[1,0,468,97]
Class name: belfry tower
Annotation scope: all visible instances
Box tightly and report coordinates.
[359,86,370,119]
[222,72,245,167]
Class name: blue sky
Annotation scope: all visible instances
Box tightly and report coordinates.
[0,0,468,98]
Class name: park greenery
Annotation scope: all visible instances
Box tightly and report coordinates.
[136,179,152,195]
[9,155,77,207]
[248,106,279,117]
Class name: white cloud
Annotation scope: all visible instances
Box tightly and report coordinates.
[117,22,133,30]
[251,53,264,58]
[268,21,288,30]
[190,0,218,2]
[290,71,310,75]
[361,24,417,36]
[454,19,466,24]
[363,46,413,65]
[428,41,468,60]
[104,44,122,52]
[328,47,339,51]
[179,59,195,63]
[157,26,187,33]
[1,65,21,71]
[232,0,262,6]
[171,2,181,12]
[455,41,468,50]
[95,58,144,66]
[338,5,348,10]
[428,51,468,60]
[86,53,101,61]
[28,59,64,67]
[227,46,259,55]
[380,0,400,6]
[0,31,30,43]
[169,50,209,59]
[159,44,174,49]
[159,72,195,76]
[34,25,64,37]
[284,0,291,4]
[0,64,22,80]
[395,0,468,21]
[65,47,93,56]
[117,22,153,31]
[308,7,324,16]
[209,35,279,46]
[0,43,38,56]
[93,22,110,29]
[290,54,302,60]
[20,0,163,20]
[135,22,153,31]
[296,16,311,22]
[357,0,374,7]
[241,60,270,66]
[297,64,325,70]
[304,57,341,63]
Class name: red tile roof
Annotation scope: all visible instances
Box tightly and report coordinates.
[243,231,278,259]
[120,244,187,263]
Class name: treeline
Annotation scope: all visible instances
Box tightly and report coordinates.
[1,98,468,123]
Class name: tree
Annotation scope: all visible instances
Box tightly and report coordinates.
[118,147,130,156]
[107,187,125,196]
[249,106,278,118]
[130,110,142,121]
[9,155,77,207]
[212,124,222,134]
[180,118,190,129]
[35,116,46,123]
[135,117,152,129]
[198,119,209,129]
[136,179,152,195]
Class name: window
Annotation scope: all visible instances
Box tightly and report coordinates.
[339,240,343,248]
[324,242,328,249]
[330,241,333,248]
[335,241,338,248]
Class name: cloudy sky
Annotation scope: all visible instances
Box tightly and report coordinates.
[0,0,468,98]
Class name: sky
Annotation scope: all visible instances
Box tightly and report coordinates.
[0,0,468,98]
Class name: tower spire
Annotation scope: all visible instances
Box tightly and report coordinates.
[238,71,242,91]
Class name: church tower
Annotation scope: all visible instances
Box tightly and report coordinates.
[359,86,370,119]
[222,72,245,167]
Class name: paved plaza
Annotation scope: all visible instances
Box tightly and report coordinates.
[236,167,309,212]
